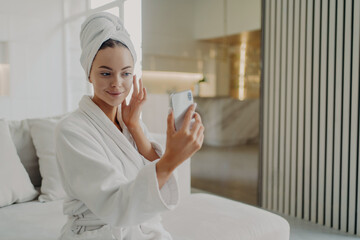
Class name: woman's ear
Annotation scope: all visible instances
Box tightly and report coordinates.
[88,76,92,83]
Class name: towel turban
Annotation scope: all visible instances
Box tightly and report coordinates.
[80,12,137,77]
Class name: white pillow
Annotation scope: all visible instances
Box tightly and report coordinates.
[0,120,38,207]
[29,117,66,202]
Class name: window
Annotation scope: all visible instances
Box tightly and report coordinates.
[90,0,115,9]
[104,7,119,17]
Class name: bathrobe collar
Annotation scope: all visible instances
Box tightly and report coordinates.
[78,95,144,170]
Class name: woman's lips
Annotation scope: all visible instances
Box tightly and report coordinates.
[106,91,124,96]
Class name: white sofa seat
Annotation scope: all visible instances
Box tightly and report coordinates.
[0,199,66,240]
[0,117,290,240]
[0,194,289,240]
[162,193,289,240]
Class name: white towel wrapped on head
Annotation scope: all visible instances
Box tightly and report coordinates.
[80,12,137,77]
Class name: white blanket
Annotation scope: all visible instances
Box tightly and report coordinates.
[55,95,179,240]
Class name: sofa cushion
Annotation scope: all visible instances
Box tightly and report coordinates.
[7,119,41,187]
[29,117,67,202]
[0,120,39,207]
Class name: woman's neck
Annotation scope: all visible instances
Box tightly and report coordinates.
[91,95,118,124]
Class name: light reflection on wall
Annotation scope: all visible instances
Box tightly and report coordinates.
[142,70,203,94]
[0,64,10,96]
[0,41,9,96]
[201,29,261,100]
[238,43,247,100]
[229,30,261,100]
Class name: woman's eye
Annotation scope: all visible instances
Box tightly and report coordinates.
[100,72,110,76]
[123,72,132,77]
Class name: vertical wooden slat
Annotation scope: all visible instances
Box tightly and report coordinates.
[267,0,276,210]
[296,0,306,219]
[332,0,344,230]
[273,0,281,212]
[278,0,287,213]
[357,1,360,231]
[303,0,313,221]
[262,0,270,210]
[310,0,321,223]
[290,0,300,217]
[348,0,359,234]
[284,0,293,216]
[340,0,352,232]
[325,0,336,228]
[317,0,328,225]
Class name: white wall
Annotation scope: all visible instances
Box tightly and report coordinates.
[194,0,261,39]
[0,0,64,120]
[141,0,201,73]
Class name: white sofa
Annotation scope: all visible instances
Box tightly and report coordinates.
[0,117,290,240]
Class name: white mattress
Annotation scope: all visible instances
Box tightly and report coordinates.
[0,193,289,240]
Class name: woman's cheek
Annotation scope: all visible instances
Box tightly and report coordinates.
[127,80,133,91]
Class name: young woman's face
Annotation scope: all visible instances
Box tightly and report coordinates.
[89,46,134,108]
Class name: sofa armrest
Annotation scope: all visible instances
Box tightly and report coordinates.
[150,133,191,200]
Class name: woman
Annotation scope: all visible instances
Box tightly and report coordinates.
[55,12,204,240]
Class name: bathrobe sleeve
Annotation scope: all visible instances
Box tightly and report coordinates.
[121,119,164,159]
[139,120,164,158]
[138,120,180,182]
[55,122,179,228]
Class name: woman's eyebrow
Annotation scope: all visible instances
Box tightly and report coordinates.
[98,66,132,70]
[99,66,112,70]
[121,66,132,70]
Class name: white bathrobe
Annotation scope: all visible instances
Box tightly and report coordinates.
[55,95,179,240]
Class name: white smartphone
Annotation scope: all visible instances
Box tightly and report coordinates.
[170,90,195,131]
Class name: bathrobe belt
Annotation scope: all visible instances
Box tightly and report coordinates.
[72,210,106,227]
[70,210,107,234]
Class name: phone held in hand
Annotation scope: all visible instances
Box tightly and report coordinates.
[170,90,195,131]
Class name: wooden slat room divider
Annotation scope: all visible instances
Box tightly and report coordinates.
[260,0,360,234]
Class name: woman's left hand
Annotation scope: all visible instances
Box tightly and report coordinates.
[121,75,147,130]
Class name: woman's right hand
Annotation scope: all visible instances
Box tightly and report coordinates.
[156,104,204,189]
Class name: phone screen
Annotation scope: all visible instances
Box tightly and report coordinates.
[170,90,194,131]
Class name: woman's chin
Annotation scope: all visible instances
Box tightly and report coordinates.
[107,98,124,107]
[93,93,126,108]
[106,92,127,104]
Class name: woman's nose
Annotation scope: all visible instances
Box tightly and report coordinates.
[111,74,123,87]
